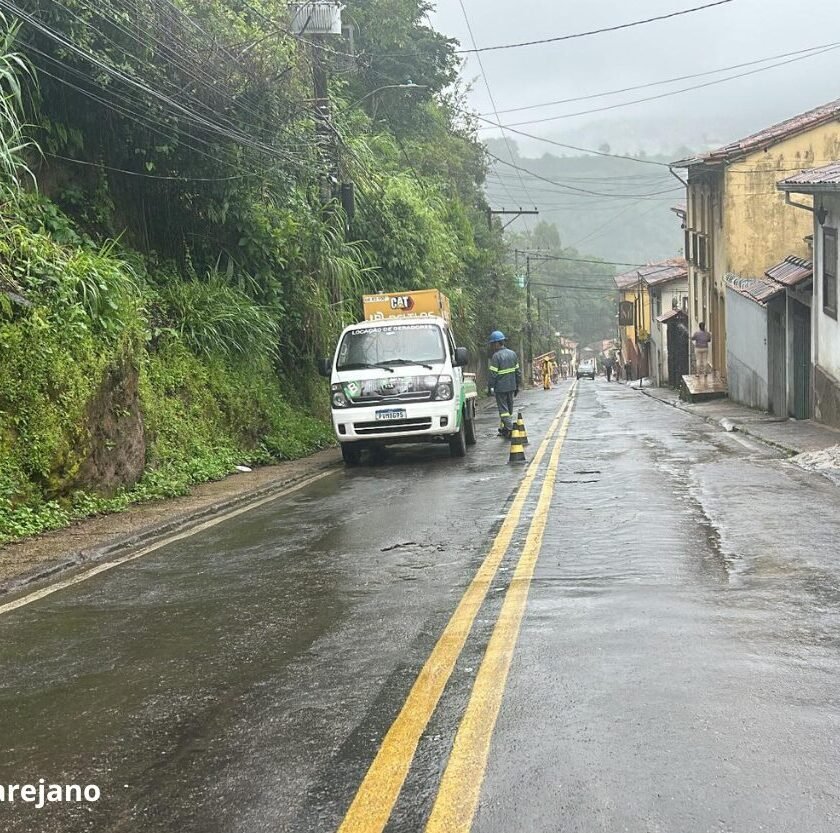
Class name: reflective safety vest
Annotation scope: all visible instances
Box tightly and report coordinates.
[489,347,521,393]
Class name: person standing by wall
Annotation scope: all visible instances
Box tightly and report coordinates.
[488,330,521,437]
[691,322,713,378]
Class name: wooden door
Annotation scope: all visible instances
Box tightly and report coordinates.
[791,301,811,420]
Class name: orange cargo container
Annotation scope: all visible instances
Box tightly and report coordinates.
[362,289,451,323]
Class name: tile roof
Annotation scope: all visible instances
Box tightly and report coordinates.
[673,98,840,168]
[725,274,784,306]
[656,306,687,324]
[765,255,813,287]
[778,162,840,192]
[613,258,687,290]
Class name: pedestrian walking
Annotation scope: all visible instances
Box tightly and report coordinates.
[604,355,615,382]
[691,322,713,378]
[488,330,521,437]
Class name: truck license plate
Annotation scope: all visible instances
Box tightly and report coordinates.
[375,408,407,421]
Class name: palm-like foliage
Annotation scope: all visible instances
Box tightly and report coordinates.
[160,272,279,361]
[0,12,36,192]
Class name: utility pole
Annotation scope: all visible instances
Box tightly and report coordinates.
[311,38,333,205]
[291,3,343,204]
[526,255,533,382]
[291,3,343,306]
[487,207,539,230]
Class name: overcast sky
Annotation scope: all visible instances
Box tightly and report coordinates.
[430,0,840,157]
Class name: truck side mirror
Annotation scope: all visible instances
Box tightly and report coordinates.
[453,347,469,367]
[317,358,332,377]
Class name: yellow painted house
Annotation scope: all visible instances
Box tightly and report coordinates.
[614,259,686,379]
[672,98,840,380]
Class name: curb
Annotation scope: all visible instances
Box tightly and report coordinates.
[0,460,341,598]
[636,387,800,457]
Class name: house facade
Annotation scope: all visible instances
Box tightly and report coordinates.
[646,263,689,386]
[614,259,686,381]
[672,99,840,384]
[615,270,651,380]
[779,164,840,428]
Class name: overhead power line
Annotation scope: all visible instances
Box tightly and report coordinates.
[527,254,648,268]
[46,152,253,182]
[457,0,538,221]
[362,61,670,169]
[2,0,305,162]
[479,117,673,167]
[454,0,735,54]
[486,40,840,117]
[486,151,682,198]
[479,42,840,129]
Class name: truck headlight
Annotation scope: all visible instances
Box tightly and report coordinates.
[434,375,453,400]
[331,383,349,408]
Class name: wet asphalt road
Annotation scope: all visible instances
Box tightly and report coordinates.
[2,379,840,832]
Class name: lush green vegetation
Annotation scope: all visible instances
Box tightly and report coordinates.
[1,1,527,544]
[504,222,618,354]
[0,2,626,546]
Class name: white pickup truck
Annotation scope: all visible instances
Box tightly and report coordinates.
[318,291,479,465]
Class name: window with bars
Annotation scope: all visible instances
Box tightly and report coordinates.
[824,226,838,319]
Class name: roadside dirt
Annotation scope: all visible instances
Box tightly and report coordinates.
[0,448,341,593]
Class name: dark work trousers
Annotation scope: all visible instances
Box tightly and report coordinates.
[495,390,515,432]
[605,364,613,382]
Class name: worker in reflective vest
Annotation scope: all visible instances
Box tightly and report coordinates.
[487,330,522,437]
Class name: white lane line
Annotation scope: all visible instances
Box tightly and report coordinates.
[0,469,338,617]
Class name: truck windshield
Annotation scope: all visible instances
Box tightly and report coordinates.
[337,323,446,370]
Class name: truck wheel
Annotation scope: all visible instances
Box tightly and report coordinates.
[341,444,362,466]
[449,420,467,458]
[464,405,477,446]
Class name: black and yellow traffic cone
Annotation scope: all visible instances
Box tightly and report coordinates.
[515,411,529,445]
[508,421,527,464]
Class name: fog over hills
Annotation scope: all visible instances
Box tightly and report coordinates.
[432,0,840,265]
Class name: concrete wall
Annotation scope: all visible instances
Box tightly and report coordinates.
[812,192,840,427]
[814,365,840,430]
[721,123,839,277]
[725,288,769,410]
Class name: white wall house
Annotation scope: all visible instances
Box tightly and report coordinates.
[779,165,840,429]
[647,270,688,386]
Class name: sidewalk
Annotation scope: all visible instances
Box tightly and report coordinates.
[629,381,840,456]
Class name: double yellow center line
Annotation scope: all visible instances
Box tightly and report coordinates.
[338,383,578,833]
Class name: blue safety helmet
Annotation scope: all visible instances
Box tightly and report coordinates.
[488,330,506,344]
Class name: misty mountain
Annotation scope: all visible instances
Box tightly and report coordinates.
[484,138,685,265]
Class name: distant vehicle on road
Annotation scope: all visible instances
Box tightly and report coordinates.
[319,290,478,465]
[577,358,596,380]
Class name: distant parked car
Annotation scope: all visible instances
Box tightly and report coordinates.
[577,358,596,380]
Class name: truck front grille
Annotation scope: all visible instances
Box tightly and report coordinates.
[354,418,433,435]
[353,391,432,406]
